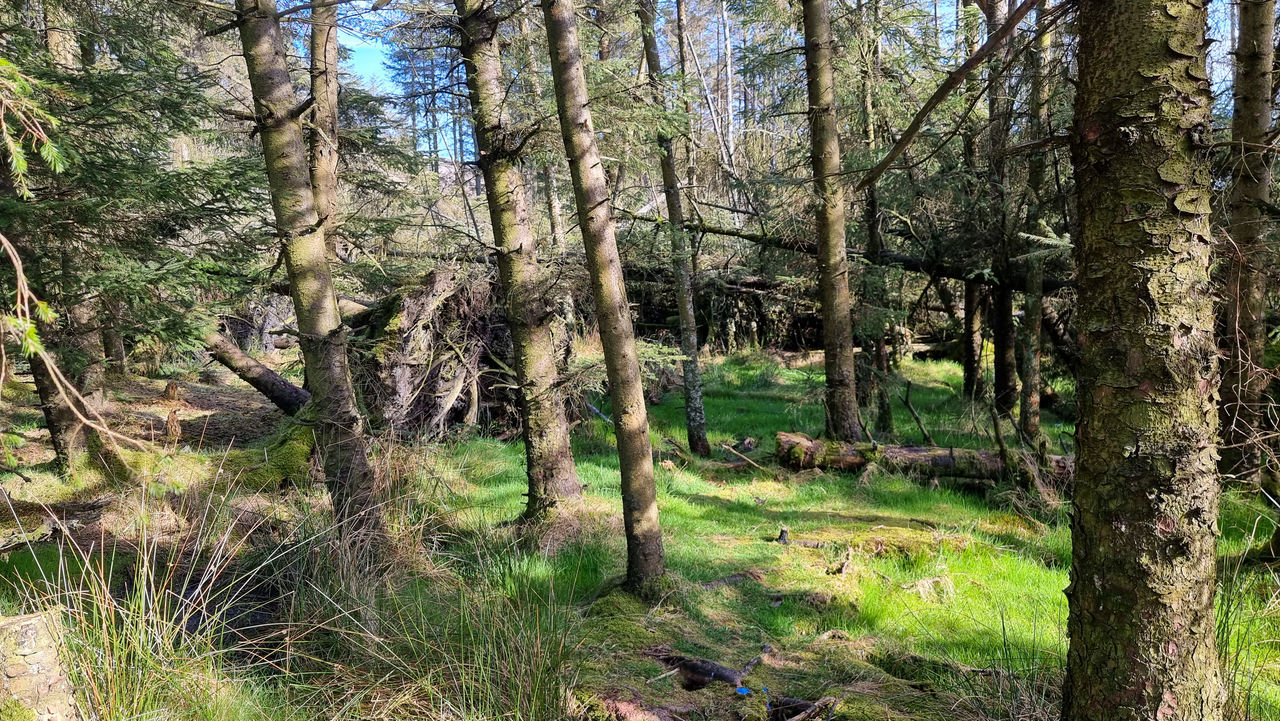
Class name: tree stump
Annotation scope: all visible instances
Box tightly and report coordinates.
[164,410,182,444]
[0,611,78,720]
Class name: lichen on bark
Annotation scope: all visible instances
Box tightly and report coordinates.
[1065,1,1225,719]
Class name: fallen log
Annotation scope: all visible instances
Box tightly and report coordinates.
[646,645,763,691]
[204,330,310,416]
[774,432,1072,484]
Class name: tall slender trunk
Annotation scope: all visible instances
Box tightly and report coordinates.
[638,0,710,458]
[719,0,735,171]
[859,0,892,435]
[455,0,581,519]
[1219,0,1275,484]
[958,1,984,400]
[236,0,383,558]
[1065,1,1223,719]
[1018,0,1051,450]
[541,0,665,592]
[309,0,340,257]
[983,0,1016,417]
[802,0,863,442]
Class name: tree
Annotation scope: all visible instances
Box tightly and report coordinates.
[1018,0,1052,451]
[309,0,340,258]
[454,0,582,519]
[235,0,384,558]
[540,0,665,591]
[802,0,862,442]
[637,0,711,458]
[1065,1,1224,718]
[1218,0,1274,485]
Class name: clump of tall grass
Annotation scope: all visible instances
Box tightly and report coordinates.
[1217,521,1280,721]
[5,465,584,721]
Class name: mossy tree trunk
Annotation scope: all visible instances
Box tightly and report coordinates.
[236,0,384,559]
[802,0,863,442]
[455,0,581,519]
[1065,1,1224,718]
[638,0,711,458]
[308,0,340,258]
[1218,0,1274,485]
[541,0,665,591]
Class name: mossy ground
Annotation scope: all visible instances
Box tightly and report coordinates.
[0,353,1277,719]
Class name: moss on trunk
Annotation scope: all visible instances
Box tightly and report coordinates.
[1066,1,1224,718]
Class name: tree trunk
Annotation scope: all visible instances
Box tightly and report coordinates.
[991,287,1016,415]
[236,0,383,558]
[101,299,128,379]
[638,0,711,458]
[983,0,1016,419]
[455,0,581,519]
[30,353,86,476]
[1065,2,1224,719]
[961,281,984,400]
[204,330,310,416]
[1218,0,1274,485]
[774,432,1071,484]
[858,0,892,436]
[309,0,340,258]
[1018,0,1052,450]
[802,0,863,442]
[541,0,665,592]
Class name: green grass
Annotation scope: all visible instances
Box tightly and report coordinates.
[439,352,1279,719]
[1,353,1277,720]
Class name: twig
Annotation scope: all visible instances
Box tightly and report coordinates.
[646,668,679,684]
[720,443,769,473]
[902,381,936,447]
[584,401,614,426]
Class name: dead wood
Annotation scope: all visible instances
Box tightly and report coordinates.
[774,432,1073,486]
[646,645,762,690]
[204,330,310,416]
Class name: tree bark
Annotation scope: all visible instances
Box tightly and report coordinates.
[961,281,984,400]
[236,0,383,558]
[309,0,340,258]
[1218,0,1275,485]
[204,330,310,416]
[455,0,581,519]
[774,432,1071,484]
[802,0,863,442]
[983,0,1016,419]
[1018,0,1051,450]
[858,0,892,436]
[541,0,665,592]
[638,0,711,458]
[30,353,86,476]
[1065,1,1224,719]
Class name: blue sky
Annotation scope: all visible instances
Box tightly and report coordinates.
[341,28,393,90]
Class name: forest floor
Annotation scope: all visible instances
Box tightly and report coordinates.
[0,353,1277,720]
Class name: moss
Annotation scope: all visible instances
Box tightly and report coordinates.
[0,700,34,721]
[582,589,661,651]
[220,422,316,492]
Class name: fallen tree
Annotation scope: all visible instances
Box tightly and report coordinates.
[774,432,1072,485]
[204,329,310,415]
[620,210,1072,293]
